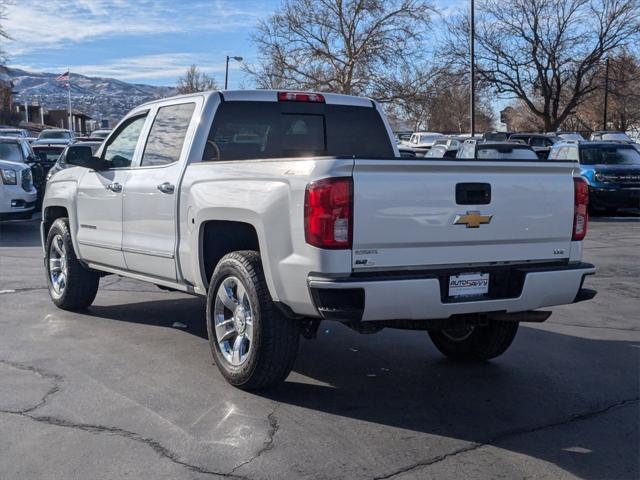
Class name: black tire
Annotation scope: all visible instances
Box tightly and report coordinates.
[206,251,299,390]
[429,321,519,361]
[45,218,100,310]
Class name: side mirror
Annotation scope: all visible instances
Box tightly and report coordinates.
[68,154,108,170]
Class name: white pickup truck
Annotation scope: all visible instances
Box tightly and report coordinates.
[42,90,596,389]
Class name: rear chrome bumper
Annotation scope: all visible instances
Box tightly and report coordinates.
[308,262,596,322]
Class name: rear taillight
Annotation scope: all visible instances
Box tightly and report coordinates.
[304,177,353,249]
[573,177,589,241]
[278,91,325,103]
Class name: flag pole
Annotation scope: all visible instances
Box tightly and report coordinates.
[67,67,72,132]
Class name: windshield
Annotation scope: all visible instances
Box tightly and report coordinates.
[34,147,64,162]
[91,130,111,139]
[559,133,582,141]
[580,146,640,165]
[483,132,509,141]
[0,142,24,162]
[206,101,394,160]
[39,131,71,139]
[0,130,24,137]
[601,133,631,142]
[416,134,439,144]
[476,147,539,160]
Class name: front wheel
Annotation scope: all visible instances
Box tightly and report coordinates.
[206,251,299,390]
[45,218,100,310]
[428,321,519,361]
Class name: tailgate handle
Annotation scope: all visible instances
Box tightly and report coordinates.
[456,183,491,205]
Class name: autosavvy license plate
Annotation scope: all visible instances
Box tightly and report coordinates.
[448,272,490,298]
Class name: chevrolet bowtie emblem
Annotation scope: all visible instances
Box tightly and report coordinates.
[454,211,493,228]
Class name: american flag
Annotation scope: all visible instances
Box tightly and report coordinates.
[56,70,70,88]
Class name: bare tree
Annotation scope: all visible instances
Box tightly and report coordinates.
[248,0,433,98]
[445,0,640,131]
[176,65,218,94]
[427,72,494,133]
[570,50,640,131]
[0,0,12,63]
[501,101,545,131]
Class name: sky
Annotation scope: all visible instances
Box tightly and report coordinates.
[3,0,279,88]
[4,0,463,89]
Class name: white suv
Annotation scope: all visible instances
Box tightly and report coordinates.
[0,159,37,220]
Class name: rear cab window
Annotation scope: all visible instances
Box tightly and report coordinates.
[204,101,394,161]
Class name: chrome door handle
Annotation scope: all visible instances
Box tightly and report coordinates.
[107,182,122,192]
[157,182,175,194]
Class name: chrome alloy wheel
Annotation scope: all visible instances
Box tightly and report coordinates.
[213,276,254,366]
[48,234,68,296]
[441,325,475,342]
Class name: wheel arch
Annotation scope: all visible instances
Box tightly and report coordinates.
[198,219,279,299]
[41,204,82,256]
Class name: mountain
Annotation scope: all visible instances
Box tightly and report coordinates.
[9,68,177,126]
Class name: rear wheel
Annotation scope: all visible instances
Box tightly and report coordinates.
[45,218,100,310]
[429,321,519,361]
[206,251,299,390]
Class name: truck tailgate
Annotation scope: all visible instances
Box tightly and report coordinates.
[351,160,577,270]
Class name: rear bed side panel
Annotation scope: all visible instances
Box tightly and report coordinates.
[352,160,578,271]
[179,157,354,316]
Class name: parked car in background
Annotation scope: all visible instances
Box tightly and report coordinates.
[457,140,539,160]
[32,144,66,176]
[0,137,46,204]
[424,143,458,159]
[550,141,640,213]
[509,133,561,160]
[46,141,102,181]
[33,129,75,146]
[482,131,515,142]
[433,136,464,151]
[557,132,584,142]
[75,136,106,142]
[397,144,417,158]
[589,131,633,143]
[0,128,29,138]
[0,158,37,220]
[89,129,112,139]
[394,131,412,143]
[404,131,443,156]
[41,89,595,389]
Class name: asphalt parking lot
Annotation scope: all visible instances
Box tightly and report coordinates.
[0,215,638,480]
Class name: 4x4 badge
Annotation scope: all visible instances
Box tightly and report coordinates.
[454,211,493,228]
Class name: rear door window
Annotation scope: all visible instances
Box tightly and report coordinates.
[204,101,394,161]
[141,103,195,167]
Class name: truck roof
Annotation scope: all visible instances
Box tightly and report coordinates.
[137,89,375,109]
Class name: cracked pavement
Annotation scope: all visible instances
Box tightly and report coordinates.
[0,216,638,479]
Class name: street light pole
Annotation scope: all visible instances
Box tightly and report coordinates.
[603,57,610,131]
[224,55,244,90]
[225,56,230,90]
[470,0,476,136]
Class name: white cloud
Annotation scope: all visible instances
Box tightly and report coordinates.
[4,0,267,55]
[72,53,230,81]
[11,52,246,83]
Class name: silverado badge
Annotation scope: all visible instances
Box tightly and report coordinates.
[454,211,493,228]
